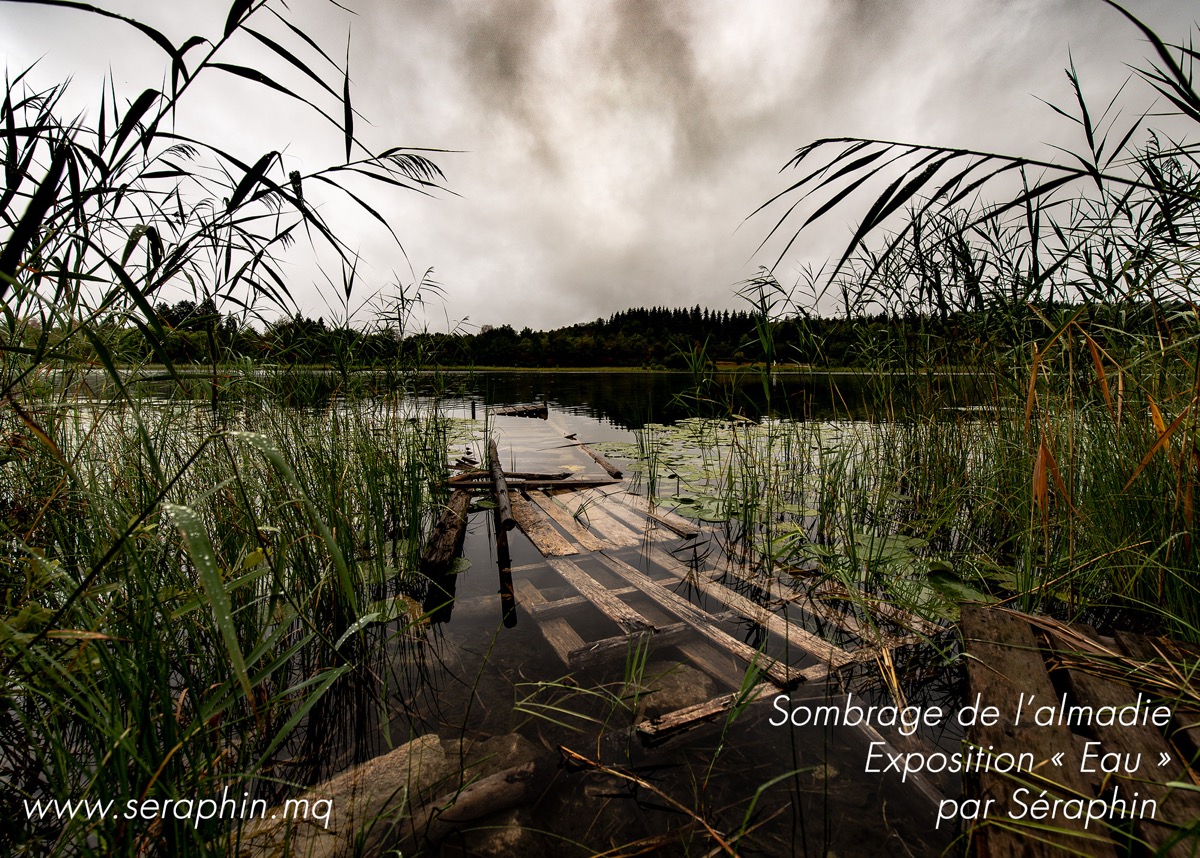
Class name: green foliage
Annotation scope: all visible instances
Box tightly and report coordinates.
[0,1,450,854]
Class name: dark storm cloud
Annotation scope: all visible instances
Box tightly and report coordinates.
[603,0,722,168]
[458,0,558,167]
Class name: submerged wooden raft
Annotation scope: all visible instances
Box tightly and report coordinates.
[961,605,1200,857]
[504,483,926,743]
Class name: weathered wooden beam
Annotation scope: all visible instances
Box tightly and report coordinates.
[487,437,516,532]
[577,442,623,478]
[620,493,700,539]
[528,491,610,551]
[443,478,622,491]
[450,469,570,482]
[510,493,577,557]
[545,557,654,634]
[961,606,1116,858]
[514,578,584,665]
[418,490,471,577]
[548,490,641,548]
[1052,636,1200,856]
[645,546,853,667]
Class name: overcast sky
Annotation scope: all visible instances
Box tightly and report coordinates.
[1,0,1196,332]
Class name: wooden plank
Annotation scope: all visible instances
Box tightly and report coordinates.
[549,490,641,547]
[585,491,675,542]
[645,546,853,667]
[593,553,800,688]
[1114,630,1200,770]
[514,578,584,666]
[961,606,1116,858]
[510,493,577,557]
[528,491,610,551]
[638,684,779,744]
[450,469,569,482]
[529,585,637,619]
[528,579,681,620]
[1054,644,1200,856]
[545,557,653,634]
[492,403,547,418]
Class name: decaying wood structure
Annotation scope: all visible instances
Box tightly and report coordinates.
[961,606,1200,856]
[429,426,932,746]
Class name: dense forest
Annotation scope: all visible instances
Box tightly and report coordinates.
[49,297,1191,372]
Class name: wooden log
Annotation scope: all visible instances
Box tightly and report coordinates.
[450,469,569,482]
[495,509,517,628]
[510,493,577,556]
[487,437,516,532]
[577,442,623,478]
[395,758,554,853]
[545,557,654,634]
[418,490,471,576]
[443,478,622,490]
[593,553,801,688]
[960,606,1116,858]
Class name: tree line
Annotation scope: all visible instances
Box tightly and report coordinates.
[37,297,1191,371]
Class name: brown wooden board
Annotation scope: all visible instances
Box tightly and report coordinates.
[545,557,653,635]
[1113,630,1200,774]
[549,490,642,548]
[510,493,577,557]
[528,491,611,551]
[627,494,701,538]
[1052,638,1200,856]
[960,606,1116,857]
[568,621,698,668]
[514,578,584,665]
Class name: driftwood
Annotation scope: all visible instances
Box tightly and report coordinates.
[394,758,554,852]
[450,469,569,482]
[487,438,516,532]
[446,478,621,491]
[577,442,623,478]
[419,490,471,577]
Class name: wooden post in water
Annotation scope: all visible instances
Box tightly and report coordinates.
[488,436,518,627]
[495,512,517,628]
[487,437,516,533]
